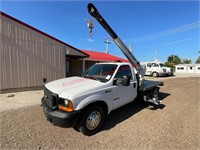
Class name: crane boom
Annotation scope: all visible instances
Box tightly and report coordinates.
[87,3,144,86]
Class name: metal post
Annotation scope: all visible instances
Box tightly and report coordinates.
[82,59,85,73]
[154,50,157,62]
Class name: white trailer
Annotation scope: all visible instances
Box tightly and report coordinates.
[175,64,200,74]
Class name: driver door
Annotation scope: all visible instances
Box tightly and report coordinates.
[112,65,137,110]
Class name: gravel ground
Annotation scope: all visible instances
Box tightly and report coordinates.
[0,90,43,112]
[0,77,199,150]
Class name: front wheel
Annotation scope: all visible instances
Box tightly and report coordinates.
[77,105,105,136]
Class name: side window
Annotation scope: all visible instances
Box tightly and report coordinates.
[151,63,159,67]
[151,63,155,67]
[114,65,133,80]
[147,63,151,67]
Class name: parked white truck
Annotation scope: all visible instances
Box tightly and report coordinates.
[41,3,164,136]
[141,61,173,77]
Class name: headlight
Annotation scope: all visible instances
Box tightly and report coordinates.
[64,99,69,106]
[58,99,74,112]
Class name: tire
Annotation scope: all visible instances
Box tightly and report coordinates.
[77,105,105,136]
[152,87,159,99]
[152,72,158,78]
[73,125,80,132]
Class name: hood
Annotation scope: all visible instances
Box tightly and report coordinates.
[45,76,104,99]
[162,66,171,70]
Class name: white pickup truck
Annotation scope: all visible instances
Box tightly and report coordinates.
[141,62,173,77]
[41,62,163,135]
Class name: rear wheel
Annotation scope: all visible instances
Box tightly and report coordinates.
[152,72,158,78]
[151,87,160,105]
[77,105,105,136]
[152,87,159,99]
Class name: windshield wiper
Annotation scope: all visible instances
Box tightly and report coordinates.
[83,75,100,81]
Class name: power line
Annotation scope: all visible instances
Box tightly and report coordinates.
[136,37,199,51]
[126,21,200,42]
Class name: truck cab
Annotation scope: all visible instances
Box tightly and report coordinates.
[141,62,173,77]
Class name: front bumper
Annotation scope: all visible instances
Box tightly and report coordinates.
[167,72,173,76]
[158,72,167,77]
[41,97,80,128]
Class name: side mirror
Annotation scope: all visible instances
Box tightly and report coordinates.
[113,76,130,86]
[122,76,130,86]
[113,78,117,85]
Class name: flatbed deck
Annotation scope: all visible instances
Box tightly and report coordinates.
[139,80,164,92]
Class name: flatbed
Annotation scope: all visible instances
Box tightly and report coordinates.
[140,80,164,92]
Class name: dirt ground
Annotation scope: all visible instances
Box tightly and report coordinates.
[0,77,199,150]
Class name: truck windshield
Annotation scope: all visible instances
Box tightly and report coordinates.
[83,64,118,82]
[159,63,166,68]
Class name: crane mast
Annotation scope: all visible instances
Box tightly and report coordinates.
[87,3,144,86]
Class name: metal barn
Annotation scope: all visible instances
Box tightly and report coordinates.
[0,12,88,91]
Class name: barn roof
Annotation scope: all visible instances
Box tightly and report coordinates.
[81,50,129,62]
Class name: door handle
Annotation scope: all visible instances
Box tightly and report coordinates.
[133,83,136,88]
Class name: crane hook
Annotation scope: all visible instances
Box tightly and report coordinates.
[87,19,94,37]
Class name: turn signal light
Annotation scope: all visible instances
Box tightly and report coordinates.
[58,100,73,112]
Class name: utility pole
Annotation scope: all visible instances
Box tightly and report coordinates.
[154,50,157,62]
[104,38,111,54]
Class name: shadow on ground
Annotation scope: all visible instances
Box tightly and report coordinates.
[102,92,170,131]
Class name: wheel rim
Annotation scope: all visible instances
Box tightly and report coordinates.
[153,73,157,77]
[153,89,158,99]
[86,111,101,130]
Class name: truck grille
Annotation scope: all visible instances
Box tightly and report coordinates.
[44,87,58,109]
[163,69,166,73]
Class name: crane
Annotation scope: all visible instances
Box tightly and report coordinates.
[87,3,145,87]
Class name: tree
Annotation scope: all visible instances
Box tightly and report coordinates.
[182,59,192,64]
[167,55,182,64]
[196,56,200,64]
[196,51,200,64]
[165,55,182,68]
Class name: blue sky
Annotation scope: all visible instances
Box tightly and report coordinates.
[1,0,200,63]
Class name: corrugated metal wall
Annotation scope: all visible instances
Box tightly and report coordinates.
[0,15,67,90]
